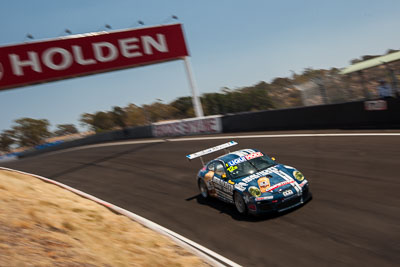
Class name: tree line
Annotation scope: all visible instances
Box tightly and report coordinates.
[0,84,277,152]
[0,68,338,152]
[0,119,78,152]
[2,48,397,152]
[79,83,277,133]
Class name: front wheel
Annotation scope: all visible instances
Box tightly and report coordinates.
[198,179,209,199]
[234,191,247,215]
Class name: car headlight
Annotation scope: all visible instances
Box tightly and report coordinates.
[293,170,305,181]
[248,186,261,197]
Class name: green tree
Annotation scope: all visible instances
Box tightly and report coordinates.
[54,124,78,136]
[124,104,147,126]
[201,84,274,115]
[110,106,127,128]
[79,112,115,133]
[142,102,179,122]
[12,118,51,147]
[243,84,274,111]
[92,112,115,132]
[170,97,194,118]
[79,113,95,130]
[202,93,225,115]
[0,130,15,152]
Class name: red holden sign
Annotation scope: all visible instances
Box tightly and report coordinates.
[0,24,188,91]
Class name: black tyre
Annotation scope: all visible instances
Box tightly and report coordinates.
[198,179,209,199]
[234,191,247,215]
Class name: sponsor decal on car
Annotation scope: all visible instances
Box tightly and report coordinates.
[282,189,294,197]
[212,176,234,194]
[234,182,248,191]
[255,196,274,201]
[204,171,215,191]
[266,180,295,192]
[216,190,234,203]
[245,152,263,160]
[257,177,270,193]
[242,167,277,183]
[227,156,246,166]
[187,141,237,160]
[227,152,263,167]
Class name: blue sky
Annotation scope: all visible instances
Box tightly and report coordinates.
[1,0,399,132]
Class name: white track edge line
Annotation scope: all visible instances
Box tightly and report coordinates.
[0,167,241,267]
[30,132,400,157]
[168,132,400,142]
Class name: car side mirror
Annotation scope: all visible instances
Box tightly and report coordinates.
[271,157,276,161]
[221,173,227,179]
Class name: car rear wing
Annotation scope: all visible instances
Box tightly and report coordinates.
[186,141,238,166]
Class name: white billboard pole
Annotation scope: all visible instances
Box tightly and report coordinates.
[183,56,204,117]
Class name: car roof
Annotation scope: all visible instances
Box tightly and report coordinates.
[216,149,261,163]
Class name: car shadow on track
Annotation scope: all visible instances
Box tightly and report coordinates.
[186,194,313,222]
[48,142,162,179]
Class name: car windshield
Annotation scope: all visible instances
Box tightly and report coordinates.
[226,154,275,179]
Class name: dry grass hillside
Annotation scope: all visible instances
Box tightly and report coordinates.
[0,169,209,267]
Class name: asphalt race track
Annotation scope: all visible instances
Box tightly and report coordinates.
[2,131,400,266]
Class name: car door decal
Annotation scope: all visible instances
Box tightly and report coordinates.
[204,171,217,197]
[212,175,234,203]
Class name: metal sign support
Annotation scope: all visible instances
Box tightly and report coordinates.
[183,56,204,117]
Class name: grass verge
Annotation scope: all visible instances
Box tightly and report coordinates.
[0,169,209,266]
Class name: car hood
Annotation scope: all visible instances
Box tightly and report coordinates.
[232,164,303,194]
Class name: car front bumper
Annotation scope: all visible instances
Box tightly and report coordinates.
[248,185,312,215]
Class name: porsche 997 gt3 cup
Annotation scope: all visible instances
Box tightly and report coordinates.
[186,141,311,215]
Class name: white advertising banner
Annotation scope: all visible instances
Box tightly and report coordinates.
[364,100,387,111]
[152,115,222,137]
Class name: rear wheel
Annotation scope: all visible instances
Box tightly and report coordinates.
[234,191,247,215]
[198,179,209,199]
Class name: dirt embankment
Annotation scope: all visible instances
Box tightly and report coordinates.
[0,169,208,266]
